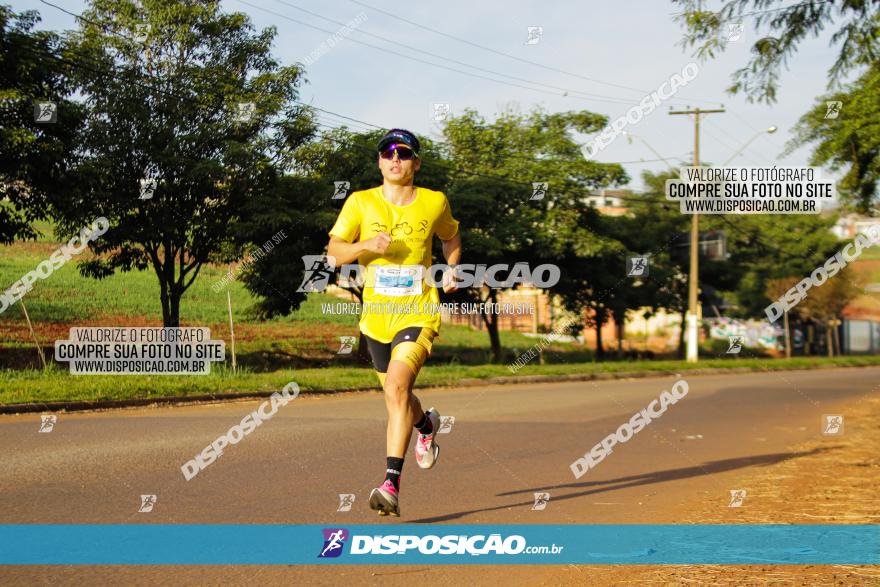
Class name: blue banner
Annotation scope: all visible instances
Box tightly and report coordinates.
[0,524,876,565]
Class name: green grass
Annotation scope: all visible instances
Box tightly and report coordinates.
[858,246,880,261]
[1,239,587,369]
[0,242,306,323]
[853,260,880,283]
[4,230,880,407]
[3,355,880,406]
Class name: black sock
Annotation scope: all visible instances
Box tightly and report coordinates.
[385,456,404,491]
[414,412,433,435]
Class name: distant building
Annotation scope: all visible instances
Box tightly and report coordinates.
[831,214,878,240]
[584,189,630,216]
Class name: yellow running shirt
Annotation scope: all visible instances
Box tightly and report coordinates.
[329,186,459,343]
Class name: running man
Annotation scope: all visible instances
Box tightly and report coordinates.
[327,129,461,517]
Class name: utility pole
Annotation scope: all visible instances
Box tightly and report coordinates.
[669,106,725,363]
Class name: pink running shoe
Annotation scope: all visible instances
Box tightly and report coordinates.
[369,479,400,517]
[415,407,440,469]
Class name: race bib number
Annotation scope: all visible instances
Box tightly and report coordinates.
[373,265,423,296]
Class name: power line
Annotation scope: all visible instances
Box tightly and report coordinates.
[34,0,713,174]
[19,10,680,208]
[269,0,655,105]
[233,0,646,106]
[17,34,667,199]
[702,118,769,166]
[345,0,724,106]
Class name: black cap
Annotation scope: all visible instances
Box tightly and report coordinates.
[377,128,421,155]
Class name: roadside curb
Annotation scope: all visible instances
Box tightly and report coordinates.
[457,366,777,387]
[1,361,874,415]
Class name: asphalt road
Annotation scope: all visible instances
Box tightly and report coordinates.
[1,366,876,585]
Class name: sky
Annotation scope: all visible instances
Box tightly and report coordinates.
[16,0,851,193]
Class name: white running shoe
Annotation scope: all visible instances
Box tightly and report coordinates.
[415,407,440,469]
[369,479,400,517]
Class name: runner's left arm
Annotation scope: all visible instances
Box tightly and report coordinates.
[441,231,461,265]
[436,194,462,293]
[440,231,462,293]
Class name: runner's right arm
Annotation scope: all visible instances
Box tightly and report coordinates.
[328,233,391,265]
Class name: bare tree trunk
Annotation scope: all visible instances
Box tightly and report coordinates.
[169,286,181,327]
[159,276,170,326]
[826,326,833,357]
[783,311,791,359]
[595,308,605,360]
[487,317,502,363]
[677,306,686,359]
[479,289,503,363]
[833,321,841,356]
[616,311,624,353]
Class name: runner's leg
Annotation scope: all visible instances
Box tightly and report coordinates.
[366,327,435,516]
[385,327,435,457]
[384,359,422,458]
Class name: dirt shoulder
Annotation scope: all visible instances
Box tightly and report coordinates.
[537,393,880,585]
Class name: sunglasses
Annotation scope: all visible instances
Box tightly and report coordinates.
[379,143,418,161]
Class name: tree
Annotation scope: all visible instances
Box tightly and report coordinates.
[673,0,880,103]
[798,266,862,356]
[625,169,743,358]
[720,214,839,319]
[441,106,629,361]
[236,125,451,363]
[554,244,626,360]
[55,0,312,326]
[0,6,84,244]
[765,276,799,357]
[786,64,880,214]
